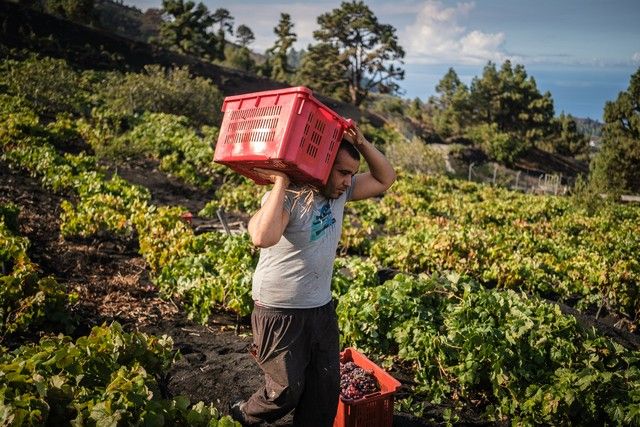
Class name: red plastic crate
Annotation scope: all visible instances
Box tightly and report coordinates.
[213,86,353,186]
[334,348,401,427]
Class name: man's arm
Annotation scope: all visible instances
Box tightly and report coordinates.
[247,169,291,248]
[346,125,397,201]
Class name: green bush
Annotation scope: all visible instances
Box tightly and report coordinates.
[110,112,218,188]
[385,137,446,174]
[224,45,256,72]
[570,174,607,215]
[198,175,262,216]
[466,123,528,164]
[360,121,405,147]
[0,323,241,426]
[368,95,407,116]
[331,256,379,298]
[0,215,73,339]
[133,206,256,321]
[98,65,224,126]
[0,55,90,117]
[338,273,640,425]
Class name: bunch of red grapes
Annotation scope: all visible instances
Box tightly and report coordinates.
[339,361,380,400]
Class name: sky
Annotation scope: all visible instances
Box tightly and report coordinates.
[127,0,640,121]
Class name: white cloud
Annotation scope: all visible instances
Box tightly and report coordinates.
[632,52,640,64]
[460,30,505,59]
[402,1,509,65]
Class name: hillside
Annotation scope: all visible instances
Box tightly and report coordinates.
[0,1,360,121]
[1,0,589,184]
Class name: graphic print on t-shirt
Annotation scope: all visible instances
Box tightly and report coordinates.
[310,201,336,241]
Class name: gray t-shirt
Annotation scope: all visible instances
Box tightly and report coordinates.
[252,178,355,308]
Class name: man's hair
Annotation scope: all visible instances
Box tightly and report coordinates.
[339,140,360,161]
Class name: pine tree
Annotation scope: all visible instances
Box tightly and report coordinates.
[549,113,588,156]
[158,0,218,60]
[461,61,556,163]
[293,43,350,102]
[311,0,404,106]
[235,24,255,47]
[469,61,501,124]
[265,13,297,83]
[430,68,470,138]
[211,8,234,61]
[496,61,554,145]
[224,45,255,72]
[590,68,640,194]
[469,60,554,147]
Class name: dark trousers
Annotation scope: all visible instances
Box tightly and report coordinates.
[243,301,340,426]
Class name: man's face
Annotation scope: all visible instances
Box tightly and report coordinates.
[321,148,360,199]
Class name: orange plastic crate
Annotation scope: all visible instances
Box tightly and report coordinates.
[334,348,401,427]
[213,86,353,186]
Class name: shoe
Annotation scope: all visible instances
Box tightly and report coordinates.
[230,400,253,426]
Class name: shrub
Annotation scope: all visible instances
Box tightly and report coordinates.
[1,212,73,339]
[0,55,90,117]
[368,95,407,116]
[111,112,218,187]
[570,174,606,215]
[385,137,446,174]
[224,45,256,72]
[466,123,528,165]
[360,121,405,147]
[98,65,223,126]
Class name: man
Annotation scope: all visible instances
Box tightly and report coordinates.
[231,124,396,426]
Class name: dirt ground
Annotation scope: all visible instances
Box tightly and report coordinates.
[0,158,438,426]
